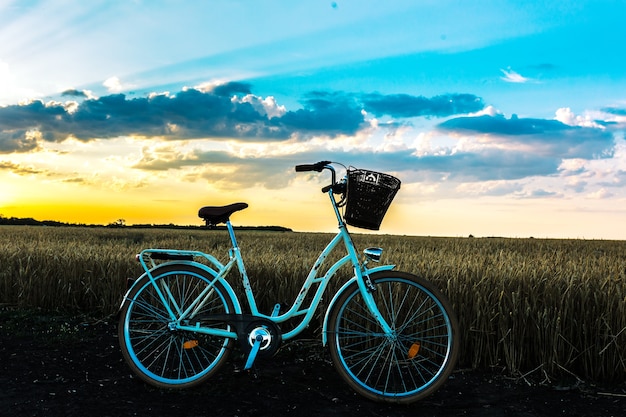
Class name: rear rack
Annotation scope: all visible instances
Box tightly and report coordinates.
[136,249,225,272]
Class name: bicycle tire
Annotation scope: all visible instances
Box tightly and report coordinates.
[327,270,459,403]
[119,263,235,389]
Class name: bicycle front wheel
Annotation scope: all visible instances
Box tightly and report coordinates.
[327,271,459,403]
[118,263,235,389]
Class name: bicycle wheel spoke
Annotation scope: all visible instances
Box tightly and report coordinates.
[329,272,458,403]
[119,265,235,388]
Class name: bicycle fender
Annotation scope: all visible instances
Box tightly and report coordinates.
[119,261,243,314]
[321,264,395,346]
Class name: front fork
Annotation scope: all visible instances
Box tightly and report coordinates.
[321,263,396,346]
[355,266,394,335]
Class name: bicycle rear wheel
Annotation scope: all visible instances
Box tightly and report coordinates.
[119,263,235,389]
[327,271,459,403]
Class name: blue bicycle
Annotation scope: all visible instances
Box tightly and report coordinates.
[118,161,459,403]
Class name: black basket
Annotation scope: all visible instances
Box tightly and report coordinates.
[344,168,401,230]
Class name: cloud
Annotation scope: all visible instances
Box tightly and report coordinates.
[0,129,42,153]
[359,93,485,118]
[414,149,560,181]
[1,82,621,195]
[279,91,365,135]
[456,181,524,197]
[598,169,626,188]
[587,188,613,199]
[500,68,530,83]
[0,161,45,175]
[526,189,560,198]
[0,88,290,145]
[208,81,252,96]
[555,107,604,129]
[131,142,561,187]
[437,113,614,159]
[602,107,626,116]
[61,89,88,98]
[103,76,125,93]
[439,113,562,135]
[0,83,486,151]
[133,146,235,171]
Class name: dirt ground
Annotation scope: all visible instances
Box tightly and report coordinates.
[1,307,624,417]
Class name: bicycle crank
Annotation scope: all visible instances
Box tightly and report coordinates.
[191,313,282,369]
[242,320,282,370]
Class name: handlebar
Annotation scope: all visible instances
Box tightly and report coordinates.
[295,161,331,172]
[295,161,347,200]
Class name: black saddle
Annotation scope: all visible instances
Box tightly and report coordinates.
[198,202,248,225]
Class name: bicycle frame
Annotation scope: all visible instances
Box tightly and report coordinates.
[119,162,460,402]
[124,176,396,344]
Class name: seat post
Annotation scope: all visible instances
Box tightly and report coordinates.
[225,219,240,249]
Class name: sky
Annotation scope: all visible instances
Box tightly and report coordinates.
[1,0,625,239]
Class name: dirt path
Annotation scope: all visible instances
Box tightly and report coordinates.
[1,309,624,416]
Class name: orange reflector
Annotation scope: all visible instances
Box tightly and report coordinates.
[408,342,421,359]
[183,340,199,350]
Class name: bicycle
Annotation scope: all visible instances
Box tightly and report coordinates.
[118,161,460,403]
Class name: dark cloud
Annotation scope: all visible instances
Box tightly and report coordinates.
[210,82,252,96]
[135,144,561,188]
[438,114,614,159]
[360,93,485,118]
[136,148,301,189]
[0,100,66,133]
[0,84,488,153]
[0,130,41,153]
[602,107,626,116]
[0,161,45,175]
[0,83,616,190]
[415,149,560,181]
[61,89,88,98]
[526,189,560,198]
[133,148,236,171]
[0,88,288,144]
[279,91,365,134]
[439,114,566,135]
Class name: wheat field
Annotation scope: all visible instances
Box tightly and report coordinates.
[1,225,625,383]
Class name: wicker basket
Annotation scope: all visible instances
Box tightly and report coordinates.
[344,168,401,230]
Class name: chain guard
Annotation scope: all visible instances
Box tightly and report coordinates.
[196,313,282,358]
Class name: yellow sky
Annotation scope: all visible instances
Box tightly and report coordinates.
[1,129,624,239]
[2,164,625,240]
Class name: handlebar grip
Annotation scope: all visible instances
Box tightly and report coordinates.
[295,160,331,172]
[321,182,346,194]
[295,164,316,172]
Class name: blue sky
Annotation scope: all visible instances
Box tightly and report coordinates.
[1,0,625,239]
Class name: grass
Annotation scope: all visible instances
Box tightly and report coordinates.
[1,225,625,383]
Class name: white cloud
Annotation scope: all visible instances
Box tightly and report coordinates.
[470,105,501,117]
[555,107,604,129]
[235,94,286,119]
[103,76,127,93]
[500,68,529,83]
[587,188,613,199]
[193,80,233,93]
